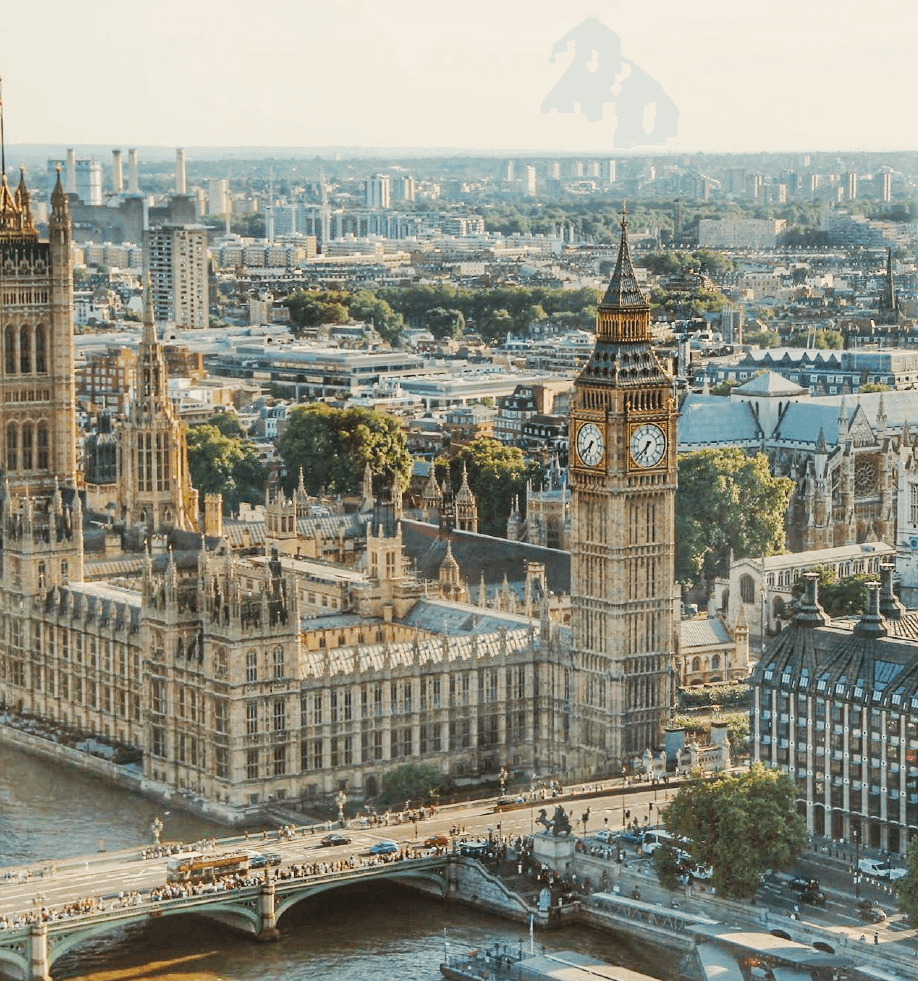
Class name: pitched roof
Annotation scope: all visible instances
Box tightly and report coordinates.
[678,394,762,450]
[679,617,731,650]
[732,370,806,397]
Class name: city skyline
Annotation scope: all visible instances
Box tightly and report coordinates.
[3,0,915,155]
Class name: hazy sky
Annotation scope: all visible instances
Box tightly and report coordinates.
[3,0,915,153]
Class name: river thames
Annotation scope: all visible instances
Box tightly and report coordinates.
[0,744,679,981]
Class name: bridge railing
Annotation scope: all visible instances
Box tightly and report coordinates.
[0,855,448,940]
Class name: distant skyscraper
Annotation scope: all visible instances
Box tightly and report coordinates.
[501,159,515,182]
[207,178,229,216]
[524,165,537,197]
[604,159,617,183]
[366,175,391,209]
[846,171,857,200]
[882,172,893,203]
[391,176,416,203]
[144,224,209,328]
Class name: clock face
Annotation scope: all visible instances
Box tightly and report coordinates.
[576,422,604,467]
[630,423,667,468]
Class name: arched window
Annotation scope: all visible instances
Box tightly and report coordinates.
[774,596,786,619]
[34,326,46,373]
[6,424,17,471]
[19,326,30,374]
[21,424,33,470]
[712,654,721,670]
[36,424,48,470]
[4,326,15,375]
[740,574,756,604]
[691,657,701,673]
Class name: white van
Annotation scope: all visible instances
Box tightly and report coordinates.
[641,830,692,863]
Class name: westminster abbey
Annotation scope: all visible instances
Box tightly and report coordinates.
[0,163,675,818]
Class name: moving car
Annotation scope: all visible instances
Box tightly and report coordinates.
[320,834,351,847]
[593,829,615,843]
[423,833,450,848]
[858,857,907,880]
[369,839,399,855]
[788,876,826,905]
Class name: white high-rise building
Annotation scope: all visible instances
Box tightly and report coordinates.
[144,224,209,328]
[366,175,391,209]
[524,166,537,197]
[208,178,229,216]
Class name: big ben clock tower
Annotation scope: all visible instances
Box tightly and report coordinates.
[568,207,676,774]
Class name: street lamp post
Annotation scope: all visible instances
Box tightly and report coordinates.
[336,790,348,828]
[855,836,862,898]
[620,765,627,826]
[499,766,509,798]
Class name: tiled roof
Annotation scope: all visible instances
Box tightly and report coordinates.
[679,617,731,650]
[733,370,805,397]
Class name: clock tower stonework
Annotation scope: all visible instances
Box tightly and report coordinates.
[568,210,676,773]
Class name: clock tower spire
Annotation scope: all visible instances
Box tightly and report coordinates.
[567,205,676,774]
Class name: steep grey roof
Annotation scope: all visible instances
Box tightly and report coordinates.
[400,519,570,594]
[733,370,805,397]
[773,403,844,445]
[678,394,762,450]
[812,390,918,434]
[679,617,731,650]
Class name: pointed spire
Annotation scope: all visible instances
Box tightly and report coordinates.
[599,202,648,309]
[902,418,912,449]
[837,394,848,435]
[815,426,827,455]
[142,273,157,344]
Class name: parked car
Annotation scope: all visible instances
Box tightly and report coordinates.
[615,829,643,846]
[856,900,887,923]
[788,876,826,905]
[858,858,907,880]
[369,840,399,855]
[423,833,450,848]
[682,863,714,881]
[320,834,351,847]
[246,851,267,868]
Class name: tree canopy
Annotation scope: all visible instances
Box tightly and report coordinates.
[791,567,871,618]
[378,763,450,807]
[896,834,918,920]
[277,403,412,497]
[186,421,267,515]
[663,764,807,899]
[676,448,793,587]
[438,439,543,538]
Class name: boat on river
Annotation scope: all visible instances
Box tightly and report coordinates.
[440,940,660,981]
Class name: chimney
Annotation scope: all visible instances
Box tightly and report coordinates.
[66,149,76,194]
[111,149,123,194]
[175,148,186,194]
[128,149,139,194]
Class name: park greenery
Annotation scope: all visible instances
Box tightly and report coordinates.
[670,713,750,759]
[676,449,794,589]
[185,414,267,515]
[277,403,413,498]
[896,835,918,920]
[662,764,807,899]
[435,439,544,538]
[282,285,599,346]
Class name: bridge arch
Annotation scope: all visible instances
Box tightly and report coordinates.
[274,867,449,923]
[46,900,261,972]
[0,942,29,981]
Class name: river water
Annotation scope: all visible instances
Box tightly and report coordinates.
[0,743,680,981]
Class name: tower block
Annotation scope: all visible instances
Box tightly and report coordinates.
[568,207,676,772]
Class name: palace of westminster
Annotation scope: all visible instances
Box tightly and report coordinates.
[8,142,918,858]
[0,159,677,818]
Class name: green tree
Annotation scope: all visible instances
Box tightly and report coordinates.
[652,843,683,891]
[186,423,267,514]
[284,290,350,329]
[379,763,450,806]
[349,290,404,344]
[791,567,871,618]
[277,403,412,496]
[441,439,542,538]
[664,764,807,899]
[426,306,466,340]
[896,835,918,919]
[676,449,793,588]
